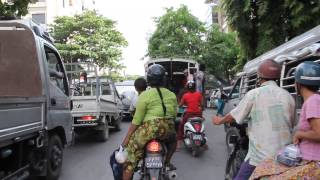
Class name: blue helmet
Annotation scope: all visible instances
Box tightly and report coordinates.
[294,61,320,86]
[147,64,166,86]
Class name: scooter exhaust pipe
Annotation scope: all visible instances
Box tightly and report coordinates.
[168,170,178,180]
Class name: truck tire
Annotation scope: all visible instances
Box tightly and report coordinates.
[46,134,63,180]
[114,116,122,132]
[96,124,109,142]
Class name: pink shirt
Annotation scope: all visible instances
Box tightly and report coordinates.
[298,94,320,161]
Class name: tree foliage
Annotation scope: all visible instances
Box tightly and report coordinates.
[148,5,239,82]
[201,25,239,81]
[0,0,34,18]
[51,11,128,69]
[148,5,205,60]
[222,0,320,69]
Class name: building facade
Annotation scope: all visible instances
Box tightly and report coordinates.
[24,0,96,28]
[205,0,228,33]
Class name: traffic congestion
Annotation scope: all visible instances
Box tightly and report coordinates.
[1,1,320,180]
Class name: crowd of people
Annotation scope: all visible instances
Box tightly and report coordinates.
[113,59,320,180]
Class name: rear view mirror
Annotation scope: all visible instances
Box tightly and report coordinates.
[229,135,239,144]
[70,100,73,110]
[120,94,125,100]
[49,69,64,79]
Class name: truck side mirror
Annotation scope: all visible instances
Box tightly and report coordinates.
[70,100,73,110]
[49,69,64,79]
[120,94,125,100]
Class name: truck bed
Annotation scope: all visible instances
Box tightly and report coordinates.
[0,97,45,147]
[71,95,117,115]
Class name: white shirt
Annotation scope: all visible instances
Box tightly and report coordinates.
[129,93,138,112]
[230,81,296,166]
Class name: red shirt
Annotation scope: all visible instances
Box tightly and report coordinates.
[181,91,202,113]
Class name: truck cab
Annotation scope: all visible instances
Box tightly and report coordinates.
[0,20,72,180]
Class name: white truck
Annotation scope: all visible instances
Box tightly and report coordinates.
[66,63,122,142]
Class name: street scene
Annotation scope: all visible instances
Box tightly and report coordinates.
[1,0,320,180]
[60,110,228,180]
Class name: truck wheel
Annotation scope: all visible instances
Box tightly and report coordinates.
[46,134,63,180]
[96,124,109,142]
[114,116,122,132]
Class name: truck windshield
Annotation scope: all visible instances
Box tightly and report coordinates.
[73,83,99,96]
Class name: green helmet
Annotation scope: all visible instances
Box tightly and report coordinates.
[294,61,320,86]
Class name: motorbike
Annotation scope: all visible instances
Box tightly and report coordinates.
[224,122,248,180]
[137,139,178,180]
[179,107,207,157]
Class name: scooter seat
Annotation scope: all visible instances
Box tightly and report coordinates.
[188,117,204,123]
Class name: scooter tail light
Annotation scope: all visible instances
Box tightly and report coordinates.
[193,123,202,132]
[147,140,161,152]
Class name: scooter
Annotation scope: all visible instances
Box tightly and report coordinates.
[181,108,207,157]
[137,139,178,180]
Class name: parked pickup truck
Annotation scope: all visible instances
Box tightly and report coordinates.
[0,20,72,180]
[66,63,122,142]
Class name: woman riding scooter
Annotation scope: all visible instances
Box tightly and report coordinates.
[121,64,178,180]
[250,61,320,179]
[177,80,204,148]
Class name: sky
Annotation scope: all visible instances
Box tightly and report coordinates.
[95,0,211,76]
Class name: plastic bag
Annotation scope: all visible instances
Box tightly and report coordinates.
[110,148,124,180]
[115,145,128,164]
[276,144,302,167]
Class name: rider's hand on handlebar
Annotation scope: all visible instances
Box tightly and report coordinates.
[212,116,223,125]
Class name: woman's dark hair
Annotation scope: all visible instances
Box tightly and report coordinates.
[302,84,319,92]
[134,77,147,92]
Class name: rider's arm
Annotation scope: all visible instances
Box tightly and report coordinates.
[212,113,234,125]
[179,95,185,107]
[294,118,320,143]
[122,124,138,146]
[122,94,147,146]
[212,91,254,125]
[200,93,204,110]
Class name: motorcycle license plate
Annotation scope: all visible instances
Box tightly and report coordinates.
[193,134,202,140]
[145,156,163,168]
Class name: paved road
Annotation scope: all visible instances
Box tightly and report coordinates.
[60,109,228,180]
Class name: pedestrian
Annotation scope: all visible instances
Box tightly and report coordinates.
[212,59,296,180]
[188,68,195,82]
[215,87,228,116]
[129,77,147,115]
[196,64,205,94]
[249,61,320,180]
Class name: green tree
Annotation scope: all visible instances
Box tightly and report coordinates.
[0,0,34,18]
[51,10,128,70]
[148,5,205,60]
[222,0,320,70]
[201,25,239,82]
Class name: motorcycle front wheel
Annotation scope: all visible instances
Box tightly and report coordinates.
[225,149,247,180]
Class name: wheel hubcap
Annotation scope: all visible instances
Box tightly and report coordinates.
[51,145,62,170]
